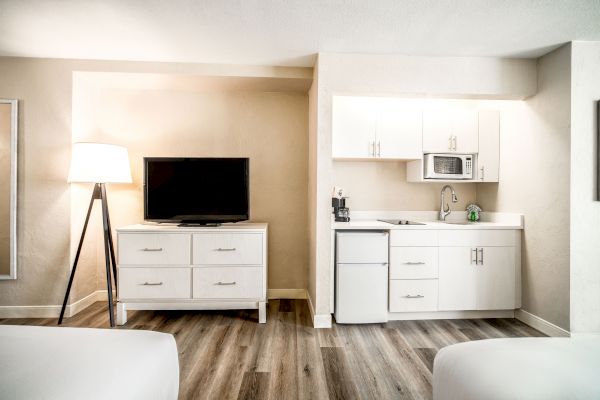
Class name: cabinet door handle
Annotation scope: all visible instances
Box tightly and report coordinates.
[403,261,426,265]
[216,248,236,251]
[471,248,478,264]
[478,248,484,265]
[448,136,453,151]
[404,294,424,299]
[370,141,375,156]
[377,141,381,157]
[215,281,237,286]
[142,247,163,252]
[480,166,485,181]
[453,136,457,151]
[141,282,163,286]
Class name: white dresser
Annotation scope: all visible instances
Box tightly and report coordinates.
[115,223,268,325]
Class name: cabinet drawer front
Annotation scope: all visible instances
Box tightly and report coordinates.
[193,267,263,299]
[119,267,191,299]
[389,280,438,312]
[390,247,438,279]
[193,233,263,265]
[438,230,515,247]
[119,233,191,265]
[390,230,438,247]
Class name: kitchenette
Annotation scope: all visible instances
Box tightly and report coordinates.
[330,94,524,325]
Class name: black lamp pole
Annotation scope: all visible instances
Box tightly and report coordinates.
[58,183,118,327]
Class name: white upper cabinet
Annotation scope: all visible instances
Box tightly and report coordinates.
[332,96,377,159]
[376,100,422,160]
[477,110,500,182]
[423,108,478,153]
[332,96,422,160]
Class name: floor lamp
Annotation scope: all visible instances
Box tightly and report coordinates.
[59,143,132,327]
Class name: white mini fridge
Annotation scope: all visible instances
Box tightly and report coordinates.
[334,231,389,324]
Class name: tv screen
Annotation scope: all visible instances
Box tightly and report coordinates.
[144,157,249,223]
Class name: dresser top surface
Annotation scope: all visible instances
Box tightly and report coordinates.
[117,222,268,233]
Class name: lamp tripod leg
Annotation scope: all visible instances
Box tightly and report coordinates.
[58,183,101,325]
[106,204,118,299]
[100,184,116,327]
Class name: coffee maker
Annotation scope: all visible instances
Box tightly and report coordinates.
[332,187,350,222]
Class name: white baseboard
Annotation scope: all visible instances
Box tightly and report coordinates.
[515,309,570,337]
[0,290,114,319]
[267,288,307,299]
[306,290,332,329]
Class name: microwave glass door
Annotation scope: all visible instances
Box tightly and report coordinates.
[434,156,463,175]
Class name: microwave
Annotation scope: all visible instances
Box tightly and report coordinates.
[424,153,473,180]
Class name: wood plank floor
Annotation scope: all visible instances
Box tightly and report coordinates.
[1,300,545,400]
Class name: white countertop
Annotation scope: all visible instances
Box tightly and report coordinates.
[332,211,523,230]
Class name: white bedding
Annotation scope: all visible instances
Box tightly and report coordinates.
[433,337,600,400]
[0,325,179,400]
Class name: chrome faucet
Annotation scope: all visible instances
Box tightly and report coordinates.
[439,185,458,221]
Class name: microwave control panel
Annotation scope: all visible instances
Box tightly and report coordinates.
[465,156,473,175]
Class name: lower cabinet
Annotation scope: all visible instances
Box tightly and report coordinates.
[388,229,520,315]
[438,246,516,311]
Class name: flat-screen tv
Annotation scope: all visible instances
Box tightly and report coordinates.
[144,157,249,224]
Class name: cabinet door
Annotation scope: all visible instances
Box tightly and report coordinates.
[438,247,477,310]
[477,110,500,182]
[376,100,422,159]
[423,108,453,153]
[452,109,479,153]
[476,247,515,310]
[332,96,377,159]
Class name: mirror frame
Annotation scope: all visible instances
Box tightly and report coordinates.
[0,99,17,280]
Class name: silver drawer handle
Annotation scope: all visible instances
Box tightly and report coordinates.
[403,262,425,265]
[215,281,236,286]
[141,282,163,286]
[142,247,163,252]
[404,294,424,298]
[215,248,236,252]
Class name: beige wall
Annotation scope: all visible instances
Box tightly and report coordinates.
[307,64,319,307]
[73,72,309,293]
[477,45,572,330]
[333,161,476,211]
[570,41,600,334]
[0,58,73,307]
[0,57,311,312]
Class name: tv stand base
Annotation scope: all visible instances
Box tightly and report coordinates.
[177,222,222,227]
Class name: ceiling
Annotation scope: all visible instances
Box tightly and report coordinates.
[1,0,600,67]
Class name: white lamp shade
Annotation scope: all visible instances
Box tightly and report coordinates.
[68,143,132,183]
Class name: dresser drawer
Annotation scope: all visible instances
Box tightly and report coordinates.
[118,233,191,265]
[390,230,438,247]
[192,233,263,265]
[390,247,438,279]
[119,267,191,300]
[389,279,438,312]
[192,267,263,299]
